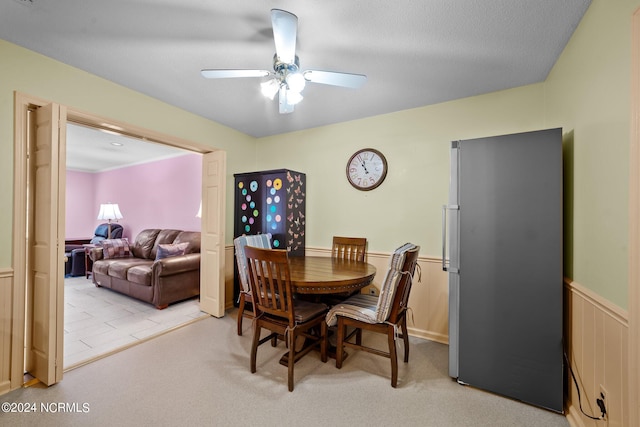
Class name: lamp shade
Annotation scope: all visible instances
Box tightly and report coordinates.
[196,201,202,218]
[260,78,280,100]
[97,203,123,221]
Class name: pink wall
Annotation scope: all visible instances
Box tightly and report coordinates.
[65,170,97,239]
[66,153,202,241]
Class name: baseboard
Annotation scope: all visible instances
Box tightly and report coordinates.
[407,327,448,345]
[564,403,587,427]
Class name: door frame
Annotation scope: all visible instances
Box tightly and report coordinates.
[629,7,640,427]
[11,92,226,389]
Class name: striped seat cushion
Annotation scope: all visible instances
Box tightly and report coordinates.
[325,242,417,327]
[325,294,378,327]
[234,234,272,293]
[375,243,416,322]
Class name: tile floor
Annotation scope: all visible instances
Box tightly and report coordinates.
[63,276,207,368]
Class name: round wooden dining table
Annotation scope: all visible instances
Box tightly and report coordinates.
[288,256,377,295]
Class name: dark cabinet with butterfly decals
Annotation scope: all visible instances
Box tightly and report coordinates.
[233,169,306,302]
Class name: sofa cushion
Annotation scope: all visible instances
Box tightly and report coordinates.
[150,229,182,260]
[155,242,189,260]
[131,229,161,259]
[107,258,153,280]
[173,231,201,254]
[93,259,120,276]
[127,265,153,286]
[101,238,131,259]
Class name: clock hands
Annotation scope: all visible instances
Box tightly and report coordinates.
[361,160,369,174]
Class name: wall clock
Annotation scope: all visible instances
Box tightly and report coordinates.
[346,148,388,191]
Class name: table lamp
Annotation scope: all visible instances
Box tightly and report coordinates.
[97,203,123,238]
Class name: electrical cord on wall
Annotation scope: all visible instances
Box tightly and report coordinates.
[563,351,606,421]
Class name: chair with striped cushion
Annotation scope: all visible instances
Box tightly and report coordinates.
[233,234,272,335]
[325,243,420,387]
[244,246,328,392]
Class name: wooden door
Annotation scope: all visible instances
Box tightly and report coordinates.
[199,150,227,317]
[26,103,66,385]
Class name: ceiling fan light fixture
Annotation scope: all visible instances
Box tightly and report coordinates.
[285,72,305,93]
[260,78,280,100]
[201,9,366,114]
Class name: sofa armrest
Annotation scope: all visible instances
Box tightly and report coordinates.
[153,253,201,276]
[88,247,104,262]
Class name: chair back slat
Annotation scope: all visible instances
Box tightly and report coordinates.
[245,246,295,326]
[332,236,367,262]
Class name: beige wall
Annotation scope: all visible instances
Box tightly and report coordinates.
[255,83,546,256]
[545,0,639,310]
[0,39,256,268]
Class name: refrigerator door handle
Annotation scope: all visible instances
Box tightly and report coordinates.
[442,204,459,272]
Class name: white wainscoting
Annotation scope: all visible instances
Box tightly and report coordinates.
[564,278,629,427]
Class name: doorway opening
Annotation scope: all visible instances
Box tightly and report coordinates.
[63,122,206,369]
[11,93,227,391]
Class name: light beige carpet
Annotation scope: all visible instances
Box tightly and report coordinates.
[4,312,569,427]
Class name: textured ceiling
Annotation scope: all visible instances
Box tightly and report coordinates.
[66,123,191,173]
[2,1,591,169]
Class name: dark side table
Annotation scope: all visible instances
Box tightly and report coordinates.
[83,244,98,279]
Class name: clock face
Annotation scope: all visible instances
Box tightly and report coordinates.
[346,148,388,191]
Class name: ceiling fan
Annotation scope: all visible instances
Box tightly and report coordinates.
[201,9,367,114]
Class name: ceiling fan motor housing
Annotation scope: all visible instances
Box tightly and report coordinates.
[273,54,305,92]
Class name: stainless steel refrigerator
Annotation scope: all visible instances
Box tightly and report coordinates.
[442,128,563,413]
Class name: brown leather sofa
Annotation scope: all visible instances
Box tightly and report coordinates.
[90,229,201,309]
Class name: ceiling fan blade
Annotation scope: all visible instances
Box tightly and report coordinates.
[271,9,297,64]
[303,70,367,89]
[201,69,270,79]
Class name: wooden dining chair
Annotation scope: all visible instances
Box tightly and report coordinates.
[332,236,367,262]
[244,246,328,392]
[325,243,420,387]
[233,234,272,335]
